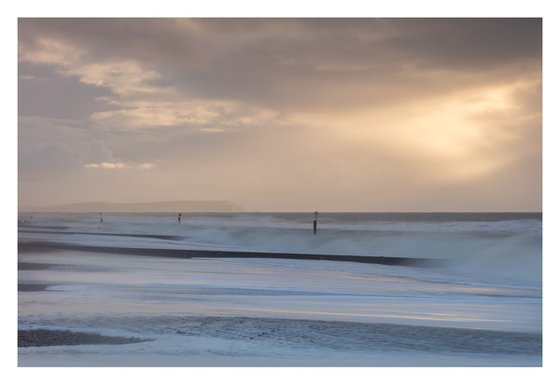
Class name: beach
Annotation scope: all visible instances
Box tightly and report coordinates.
[18,212,542,366]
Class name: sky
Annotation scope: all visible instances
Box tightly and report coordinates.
[18,18,542,212]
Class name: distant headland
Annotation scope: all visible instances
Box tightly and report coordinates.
[19,200,244,213]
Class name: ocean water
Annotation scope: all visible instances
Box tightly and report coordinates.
[18,212,542,366]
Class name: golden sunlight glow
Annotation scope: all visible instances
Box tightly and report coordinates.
[303,79,540,185]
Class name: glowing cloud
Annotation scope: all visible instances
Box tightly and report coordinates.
[84,162,156,170]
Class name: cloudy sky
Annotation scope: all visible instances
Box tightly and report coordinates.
[18,18,542,211]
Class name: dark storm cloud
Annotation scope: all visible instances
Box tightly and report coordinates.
[19,18,541,112]
[385,18,541,69]
[18,62,112,119]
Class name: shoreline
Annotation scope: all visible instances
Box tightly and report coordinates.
[18,316,542,362]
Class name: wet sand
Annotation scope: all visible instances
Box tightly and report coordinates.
[19,329,151,347]
[18,284,51,292]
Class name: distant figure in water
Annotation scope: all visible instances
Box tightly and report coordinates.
[99,212,103,224]
[178,213,182,223]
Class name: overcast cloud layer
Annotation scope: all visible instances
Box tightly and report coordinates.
[18,18,541,211]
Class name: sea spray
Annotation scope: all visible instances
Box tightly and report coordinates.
[18,212,542,287]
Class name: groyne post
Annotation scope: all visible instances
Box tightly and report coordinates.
[313,211,318,234]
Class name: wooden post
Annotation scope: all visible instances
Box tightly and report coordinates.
[313,211,318,234]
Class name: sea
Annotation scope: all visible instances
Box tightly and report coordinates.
[17,212,542,366]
